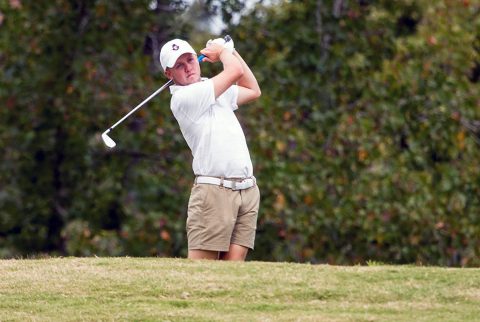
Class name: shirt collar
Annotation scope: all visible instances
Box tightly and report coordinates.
[169,77,208,94]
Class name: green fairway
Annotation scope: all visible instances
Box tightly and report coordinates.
[0,258,479,321]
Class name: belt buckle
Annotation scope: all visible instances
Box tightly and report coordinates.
[231,180,237,190]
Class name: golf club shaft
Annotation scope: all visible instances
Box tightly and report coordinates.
[107,79,173,132]
[107,55,210,132]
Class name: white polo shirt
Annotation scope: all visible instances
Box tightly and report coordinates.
[169,78,253,178]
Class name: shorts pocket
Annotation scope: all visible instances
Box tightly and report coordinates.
[187,184,207,230]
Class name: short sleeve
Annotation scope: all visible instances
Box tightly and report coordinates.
[171,79,216,122]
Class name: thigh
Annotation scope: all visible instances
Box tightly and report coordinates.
[188,249,219,260]
[186,184,240,252]
[220,244,249,261]
[231,185,260,249]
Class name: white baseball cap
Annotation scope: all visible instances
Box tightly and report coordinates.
[159,39,197,71]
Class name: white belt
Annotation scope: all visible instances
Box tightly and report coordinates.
[195,176,256,190]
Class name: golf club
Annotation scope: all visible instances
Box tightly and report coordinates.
[102,35,232,148]
[101,79,173,148]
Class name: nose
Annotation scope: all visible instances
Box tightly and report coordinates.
[185,60,195,73]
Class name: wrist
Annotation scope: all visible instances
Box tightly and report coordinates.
[219,47,230,59]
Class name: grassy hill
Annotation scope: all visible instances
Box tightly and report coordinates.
[0,257,479,321]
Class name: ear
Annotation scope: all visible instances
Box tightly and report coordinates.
[164,68,173,80]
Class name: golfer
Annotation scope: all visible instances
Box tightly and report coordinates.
[159,37,261,261]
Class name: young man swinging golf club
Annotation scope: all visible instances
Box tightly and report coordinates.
[160,36,261,261]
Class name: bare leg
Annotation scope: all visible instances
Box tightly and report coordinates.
[220,244,249,261]
[188,250,219,260]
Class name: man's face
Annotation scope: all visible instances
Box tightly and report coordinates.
[165,53,201,86]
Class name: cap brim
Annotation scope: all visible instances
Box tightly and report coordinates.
[165,49,196,69]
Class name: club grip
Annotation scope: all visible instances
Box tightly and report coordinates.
[197,35,231,63]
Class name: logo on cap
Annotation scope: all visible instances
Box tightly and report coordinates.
[172,44,179,51]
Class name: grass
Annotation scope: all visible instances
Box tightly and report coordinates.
[0,257,479,321]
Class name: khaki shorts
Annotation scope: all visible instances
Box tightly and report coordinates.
[186,182,260,252]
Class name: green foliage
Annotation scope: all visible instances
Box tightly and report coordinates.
[1,0,479,266]
[0,0,194,257]
[228,0,480,266]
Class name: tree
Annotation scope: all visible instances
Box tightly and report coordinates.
[227,0,480,265]
[1,0,479,266]
[0,0,196,257]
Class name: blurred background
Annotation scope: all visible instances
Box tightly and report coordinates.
[1,0,479,266]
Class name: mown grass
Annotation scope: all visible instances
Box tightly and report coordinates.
[0,257,479,321]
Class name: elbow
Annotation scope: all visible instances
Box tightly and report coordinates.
[250,87,261,101]
[224,63,244,82]
[234,65,244,81]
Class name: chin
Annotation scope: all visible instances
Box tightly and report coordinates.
[177,75,200,86]
[188,75,201,83]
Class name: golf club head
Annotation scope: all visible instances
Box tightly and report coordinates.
[102,130,116,148]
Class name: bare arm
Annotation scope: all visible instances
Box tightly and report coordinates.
[200,44,243,99]
[233,50,261,106]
